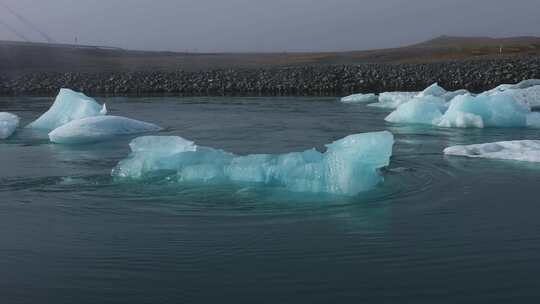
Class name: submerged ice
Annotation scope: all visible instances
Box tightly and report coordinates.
[444,140,540,163]
[112,131,395,196]
[0,112,19,139]
[27,88,107,130]
[49,116,162,144]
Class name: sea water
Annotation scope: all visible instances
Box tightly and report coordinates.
[2,96,540,303]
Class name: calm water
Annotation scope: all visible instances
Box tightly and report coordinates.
[2,96,540,303]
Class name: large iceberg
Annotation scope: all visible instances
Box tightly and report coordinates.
[341,93,378,103]
[112,131,395,196]
[49,116,162,144]
[386,91,540,129]
[27,88,107,130]
[0,112,19,139]
[444,140,540,163]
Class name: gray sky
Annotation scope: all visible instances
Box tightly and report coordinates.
[1,0,539,52]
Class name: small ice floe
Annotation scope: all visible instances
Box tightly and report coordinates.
[340,93,378,103]
[0,112,20,139]
[444,140,540,163]
[112,131,395,196]
[48,116,162,144]
[27,88,107,130]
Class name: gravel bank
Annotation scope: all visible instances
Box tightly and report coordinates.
[2,57,539,96]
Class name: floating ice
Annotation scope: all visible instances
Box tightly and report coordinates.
[385,96,447,125]
[368,91,418,109]
[0,112,19,139]
[487,79,540,93]
[27,88,107,130]
[386,91,540,129]
[444,140,540,163]
[417,83,447,98]
[112,131,395,196]
[438,93,531,128]
[367,83,468,109]
[49,116,162,144]
[341,93,378,103]
[493,85,540,109]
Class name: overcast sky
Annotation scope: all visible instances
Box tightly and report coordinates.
[1,0,539,52]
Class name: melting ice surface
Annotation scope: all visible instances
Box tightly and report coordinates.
[340,93,378,103]
[27,88,107,130]
[444,140,540,163]
[49,116,163,144]
[0,112,19,139]
[112,131,395,196]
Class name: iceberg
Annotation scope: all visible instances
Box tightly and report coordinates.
[0,112,19,139]
[386,91,540,129]
[495,85,540,109]
[27,88,106,130]
[340,93,378,103]
[112,131,395,196]
[49,116,162,144]
[444,140,540,163]
[417,83,447,98]
[367,83,468,109]
[368,91,418,109]
[487,79,540,93]
[385,96,447,125]
[438,93,531,128]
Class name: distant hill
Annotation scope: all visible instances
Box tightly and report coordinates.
[1,36,540,75]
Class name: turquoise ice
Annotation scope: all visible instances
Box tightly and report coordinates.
[112,131,395,196]
[0,112,19,139]
[385,90,540,129]
[27,88,107,130]
[385,96,447,125]
[49,116,162,144]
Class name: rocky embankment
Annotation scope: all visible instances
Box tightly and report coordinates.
[2,57,539,96]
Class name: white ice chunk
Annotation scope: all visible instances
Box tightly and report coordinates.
[384,96,447,125]
[112,131,395,196]
[368,91,419,109]
[417,83,447,98]
[48,116,162,144]
[340,93,378,103]
[444,140,540,163]
[0,112,19,139]
[488,79,540,93]
[27,88,107,130]
[368,83,468,109]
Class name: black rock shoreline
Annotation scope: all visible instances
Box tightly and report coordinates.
[2,57,540,96]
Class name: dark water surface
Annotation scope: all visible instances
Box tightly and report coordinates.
[1,96,540,303]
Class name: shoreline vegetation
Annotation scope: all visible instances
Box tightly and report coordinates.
[2,36,540,96]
